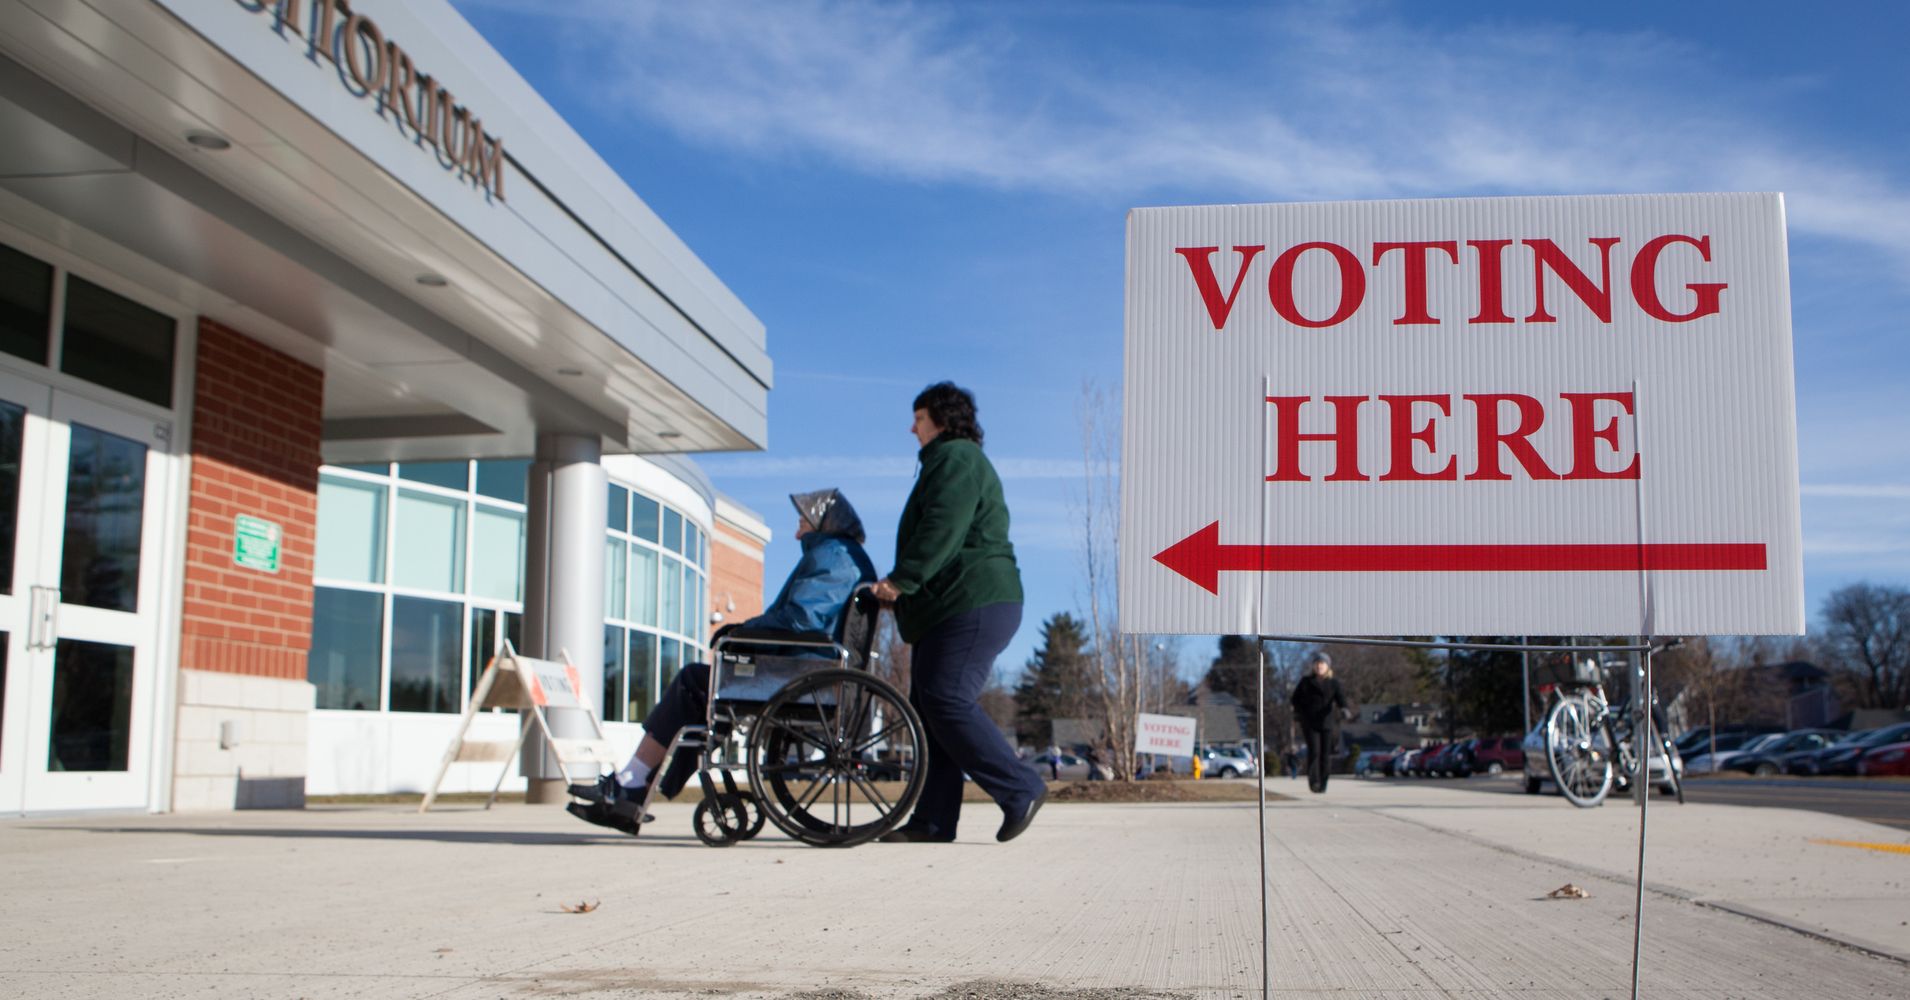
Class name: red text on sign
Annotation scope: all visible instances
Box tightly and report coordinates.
[1176,235,1726,329]
[1265,391,1639,483]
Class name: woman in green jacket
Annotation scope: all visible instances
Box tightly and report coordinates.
[872,382,1047,843]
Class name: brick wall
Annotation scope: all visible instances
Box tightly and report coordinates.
[711,521,766,626]
[180,318,323,680]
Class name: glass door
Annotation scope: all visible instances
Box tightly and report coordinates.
[0,369,51,813]
[1,378,171,813]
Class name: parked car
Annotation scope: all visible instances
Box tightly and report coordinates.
[1714,729,1839,776]
[1440,739,1481,777]
[1673,724,1782,761]
[1857,741,1910,777]
[1200,744,1258,778]
[1787,722,1910,776]
[1677,729,1781,773]
[1028,752,1094,780]
[1393,747,1423,776]
[1404,743,1444,777]
[1467,736,1525,775]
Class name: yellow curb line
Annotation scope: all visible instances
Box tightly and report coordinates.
[1810,838,1910,856]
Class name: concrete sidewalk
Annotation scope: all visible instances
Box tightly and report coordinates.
[2,779,1906,998]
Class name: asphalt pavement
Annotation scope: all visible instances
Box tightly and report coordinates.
[3,780,1907,998]
[1419,769,1910,830]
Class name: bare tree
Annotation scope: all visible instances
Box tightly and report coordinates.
[1073,379,1141,780]
[1820,583,1910,710]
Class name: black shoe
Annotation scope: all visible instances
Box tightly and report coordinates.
[996,787,1047,843]
[566,800,640,836]
[568,773,618,803]
[879,824,954,843]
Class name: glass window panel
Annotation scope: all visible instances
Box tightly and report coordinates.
[503,610,523,656]
[315,475,386,584]
[0,399,22,595]
[602,624,625,723]
[389,596,461,714]
[603,537,626,620]
[628,545,658,627]
[630,493,659,543]
[469,606,496,696]
[627,630,657,724]
[607,484,627,533]
[311,588,383,711]
[470,505,525,602]
[60,275,175,407]
[661,637,682,694]
[663,507,683,554]
[60,423,146,612]
[392,490,464,593]
[47,639,134,771]
[661,557,682,637]
[473,459,529,504]
[339,462,388,475]
[0,242,52,365]
[396,461,469,491]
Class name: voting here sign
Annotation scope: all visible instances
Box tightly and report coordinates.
[1119,193,1802,636]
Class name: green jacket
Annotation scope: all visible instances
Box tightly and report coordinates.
[889,435,1023,643]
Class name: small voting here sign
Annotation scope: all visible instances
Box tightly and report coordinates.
[1135,713,1198,757]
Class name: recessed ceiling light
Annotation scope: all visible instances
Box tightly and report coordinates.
[415,273,448,287]
[185,130,232,151]
[555,367,584,377]
[657,430,683,439]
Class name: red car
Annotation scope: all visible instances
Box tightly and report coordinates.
[1468,736,1526,775]
[1857,741,1910,777]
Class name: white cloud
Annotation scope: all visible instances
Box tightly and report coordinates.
[459,0,1910,268]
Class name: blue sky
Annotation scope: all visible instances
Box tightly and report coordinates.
[453,0,1910,678]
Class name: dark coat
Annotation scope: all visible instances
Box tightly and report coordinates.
[889,435,1022,643]
[745,532,876,642]
[1290,674,1348,731]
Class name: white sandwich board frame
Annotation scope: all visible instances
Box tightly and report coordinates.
[420,642,617,811]
[1120,193,1802,637]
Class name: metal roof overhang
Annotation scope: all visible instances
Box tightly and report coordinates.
[0,0,771,462]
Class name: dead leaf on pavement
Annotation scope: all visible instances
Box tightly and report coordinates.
[1546,883,1590,899]
[560,900,600,914]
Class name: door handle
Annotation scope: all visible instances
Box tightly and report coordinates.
[27,585,58,650]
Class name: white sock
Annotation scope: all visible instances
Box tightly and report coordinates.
[615,757,653,790]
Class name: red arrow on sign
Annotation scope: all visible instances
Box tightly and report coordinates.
[1152,522,1767,594]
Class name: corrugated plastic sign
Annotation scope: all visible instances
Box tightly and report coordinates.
[1120,193,1802,636]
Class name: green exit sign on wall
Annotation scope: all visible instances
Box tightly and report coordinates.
[233,514,282,573]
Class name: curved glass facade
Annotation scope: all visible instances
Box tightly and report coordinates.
[308,460,710,723]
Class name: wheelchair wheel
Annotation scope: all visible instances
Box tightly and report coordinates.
[735,791,768,840]
[747,668,927,847]
[693,796,747,848]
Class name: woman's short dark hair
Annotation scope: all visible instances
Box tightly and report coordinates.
[912,381,983,445]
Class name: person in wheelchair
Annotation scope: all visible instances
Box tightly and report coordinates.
[567,488,876,835]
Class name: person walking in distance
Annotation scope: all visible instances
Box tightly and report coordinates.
[1289,652,1348,793]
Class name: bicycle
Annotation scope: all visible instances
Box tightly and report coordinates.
[1538,651,1685,809]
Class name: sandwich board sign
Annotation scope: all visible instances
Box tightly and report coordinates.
[1135,713,1199,757]
[420,642,617,811]
[1120,193,1802,637]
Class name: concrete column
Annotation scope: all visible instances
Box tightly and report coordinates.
[520,432,607,801]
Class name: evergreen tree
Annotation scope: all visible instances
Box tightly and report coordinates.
[1014,613,1097,744]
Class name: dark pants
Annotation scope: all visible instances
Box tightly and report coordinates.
[1303,726,1336,792]
[906,602,1044,837]
[642,663,710,798]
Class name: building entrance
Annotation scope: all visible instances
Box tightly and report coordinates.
[0,367,174,813]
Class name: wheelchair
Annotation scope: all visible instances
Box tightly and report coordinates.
[645,588,928,847]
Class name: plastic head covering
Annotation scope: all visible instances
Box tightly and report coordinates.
[789,488,865,543]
